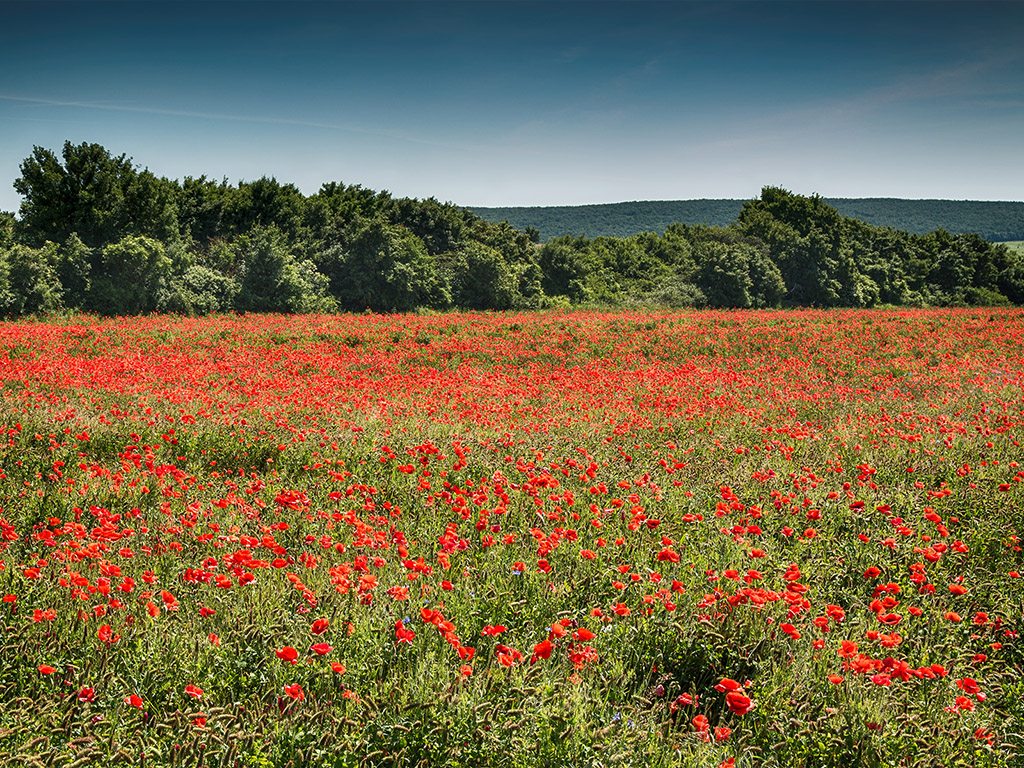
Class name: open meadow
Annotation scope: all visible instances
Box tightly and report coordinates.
[0,309,1022,768]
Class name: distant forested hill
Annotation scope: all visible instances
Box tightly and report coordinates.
[471,199,1024,242]
[826,200,1024,242]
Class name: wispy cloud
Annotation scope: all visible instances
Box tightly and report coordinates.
[0,94,478,152]
[681,51,1023,157]
[811,51,1023,126]
[558,46,586,63]
[0,94,343,130]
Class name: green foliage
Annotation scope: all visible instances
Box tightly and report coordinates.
[537,237,593,302]
[222,177,305,242]
[738,189,846,306]
[87,235,172,315]
[314,181,389,222]
[234,227,335,314]
[53,234,92,308]
[176,175,232,248]
[640,226,698,278]
[14,141,178,248]
[333,217,448,312]
[512,259,545,308]
[696,241,755,308]
[4,143,1024,316]
[0,211,15,249]
[166,265,240,315]
[689,237,781,309]
[746,245,787,307]
[917,230,1021,305]
[387,196,468,255]
[0,242,62,315]
[447,241,518,310]
[0,249,13,314]
[641,276,706,308]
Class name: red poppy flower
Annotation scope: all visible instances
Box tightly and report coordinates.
[826,605,846,622]
[656,548,679,563]
[38,665,56,675]
[532,639,554,661]
[98,624,120,644]
[837,640,858,658]
[184,685,203,699]
[725,691,754,715]
[311,618,330,635]
[676,693,697,708]
[395,621,415,644]
[125,694,144,709]
[284,683,304,701]
[276,646,299,664]
[957,677,980,694]
[311,642,333,655]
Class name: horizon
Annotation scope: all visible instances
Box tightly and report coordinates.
[2,1,1023,214]
[471,195,1024,209]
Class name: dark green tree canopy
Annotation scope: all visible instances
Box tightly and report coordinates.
[15,141,178,249]
[4,146,1023,316]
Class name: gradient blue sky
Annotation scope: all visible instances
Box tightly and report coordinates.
[2,0,1022,212]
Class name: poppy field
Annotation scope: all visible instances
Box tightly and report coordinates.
[0,308,1022,768]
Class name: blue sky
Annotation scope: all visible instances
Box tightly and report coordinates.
[1,0,1022,212]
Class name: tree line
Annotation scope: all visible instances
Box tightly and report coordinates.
[1,141,1021,316]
